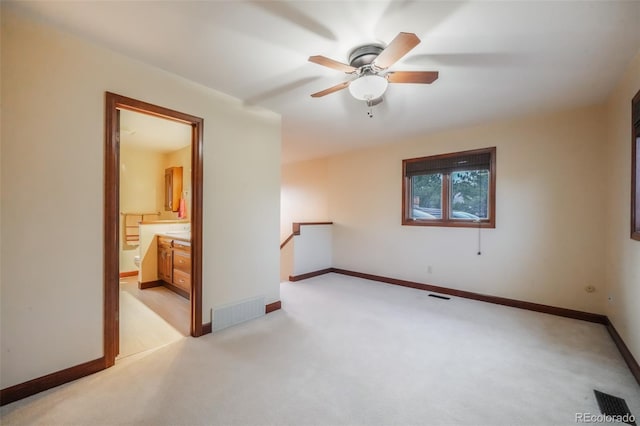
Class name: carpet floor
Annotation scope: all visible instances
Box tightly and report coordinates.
[1,273,638,425]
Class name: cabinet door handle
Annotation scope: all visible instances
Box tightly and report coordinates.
[179,279,184,283]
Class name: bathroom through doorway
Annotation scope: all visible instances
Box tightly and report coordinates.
[104,92,204,367]
[118,109,192,359]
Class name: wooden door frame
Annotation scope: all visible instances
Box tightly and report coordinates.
[104,92,204,367]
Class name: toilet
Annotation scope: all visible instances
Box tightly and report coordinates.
[133,247,141,268]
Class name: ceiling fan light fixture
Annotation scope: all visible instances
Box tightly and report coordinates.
[308,32,436,100]
[348,74,388,101]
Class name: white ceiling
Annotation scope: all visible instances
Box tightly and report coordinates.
[10,1,640,163]
[120,109,191,153]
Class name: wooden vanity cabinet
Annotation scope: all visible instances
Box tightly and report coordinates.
[172,242,191,292]
[157,237,173,283]
[157,236,191,299]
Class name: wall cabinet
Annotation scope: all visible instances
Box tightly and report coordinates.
[157,236,191,299]
[164,167,183,212]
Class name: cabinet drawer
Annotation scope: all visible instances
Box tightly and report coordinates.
[173,269,191,292]
[173,240,191,250]
[173,250,191,273]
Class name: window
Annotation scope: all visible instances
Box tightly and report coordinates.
[632,89,640,241]
[402,147,496,228]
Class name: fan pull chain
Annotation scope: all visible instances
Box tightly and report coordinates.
[366,99,376,118]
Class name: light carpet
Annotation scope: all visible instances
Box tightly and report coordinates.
[2,273,638,425]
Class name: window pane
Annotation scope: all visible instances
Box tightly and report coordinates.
[402,147,496,228]
[450,170,489,220]
[411,174,442,219]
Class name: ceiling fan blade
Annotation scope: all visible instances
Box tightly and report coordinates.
[308,56,357,73]
[310,81,350,97]
[387,71,439,84]
[373,32,420,70]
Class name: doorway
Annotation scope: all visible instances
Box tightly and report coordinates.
[104,92,204,368]
[118,109,191,358]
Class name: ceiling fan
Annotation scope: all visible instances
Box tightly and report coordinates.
[308,32,439,109]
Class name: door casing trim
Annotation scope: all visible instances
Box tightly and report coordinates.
[104,92,204,367]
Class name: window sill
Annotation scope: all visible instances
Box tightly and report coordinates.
[402,219,495,228]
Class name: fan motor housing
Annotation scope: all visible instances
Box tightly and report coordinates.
[349,44,384,69]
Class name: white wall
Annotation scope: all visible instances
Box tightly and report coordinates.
[0,7,281,389]
[292,225,333,276]
[604,52,640,363]
[327,105,607,314]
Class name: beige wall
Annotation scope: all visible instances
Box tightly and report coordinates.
[0,7,281,389]
[604,52,640,363]
[279,52,640,369]
[119,146,165,272]
[326,105,607,314]
[280,86,624,320]
[280,158,330,280]
[280,157,330,242]
[121,147,165,217]
[119,144,191,272]
[280,241,294,282]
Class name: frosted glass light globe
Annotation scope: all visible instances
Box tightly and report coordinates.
[348,74,388,100]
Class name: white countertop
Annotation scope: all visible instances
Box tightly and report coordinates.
[157,232,191,243]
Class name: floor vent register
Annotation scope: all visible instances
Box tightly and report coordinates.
[428,294,450,300]
[593,389,636,426]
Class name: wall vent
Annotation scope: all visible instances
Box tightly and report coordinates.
[593,390,636,425]
[213,296,265,332]
[428,294,450,300]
